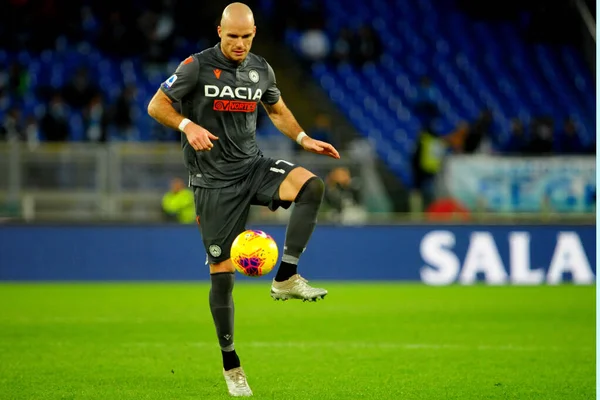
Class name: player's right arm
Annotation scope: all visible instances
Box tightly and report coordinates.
[147,56,218,151]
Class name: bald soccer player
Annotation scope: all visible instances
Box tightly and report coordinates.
[147,2,340,397]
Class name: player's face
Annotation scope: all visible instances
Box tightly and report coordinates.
[218,22,256,63]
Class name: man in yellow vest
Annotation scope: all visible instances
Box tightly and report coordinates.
[162,177,196,224]
[411,128,447,209]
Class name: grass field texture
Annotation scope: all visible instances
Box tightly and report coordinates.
[0,283,595,399]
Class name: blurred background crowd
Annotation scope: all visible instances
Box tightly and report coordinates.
[0,0,596,223]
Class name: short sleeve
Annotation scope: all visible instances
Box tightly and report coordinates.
[261,62,281,105]
[160,55,199,102]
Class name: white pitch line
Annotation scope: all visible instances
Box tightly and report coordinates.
[0,341,590,353]
[125,341,592,353]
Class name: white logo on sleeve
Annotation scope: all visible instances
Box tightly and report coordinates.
[275,159,294,166]
[164,74,177,88]
[249,70,259,83]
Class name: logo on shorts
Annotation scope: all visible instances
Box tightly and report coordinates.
[249,70,259,83]
[209,245,222,257]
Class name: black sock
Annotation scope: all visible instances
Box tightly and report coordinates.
[210,273,239,370]
[275,261,298,282]
[222,349,241,371]
[275,177,324,282]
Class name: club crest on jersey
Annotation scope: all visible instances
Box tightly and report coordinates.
[249,70,259,83]
[204,85,262,100]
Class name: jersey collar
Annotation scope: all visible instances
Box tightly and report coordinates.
[214,43,249,68]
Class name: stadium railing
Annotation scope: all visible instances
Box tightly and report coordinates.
[0,141,381,222]
[0,142,594,224]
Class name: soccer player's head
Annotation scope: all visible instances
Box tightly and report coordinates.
[218,2,256,63]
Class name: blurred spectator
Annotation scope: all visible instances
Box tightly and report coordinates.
[24,115,40,149]
[110,85,138,140]
[62,67,100,110]
[0,107,24,141]
[411,127,447,209]
[353,25,383,66]
[463,109,494,154]
[413,75,439,130]
[502,118,529,154]
[331,27,354,64]
[138,4,175,63]
[83,93,109,142]
[80,6,101,44]
[445,121,469,153]
[527,116,554,155]
[161,177,196,224]
[40,94,70,141]
[323,167,367,225]
[298,25,330,62]
[4,62,30,100]
[555,117,584,154]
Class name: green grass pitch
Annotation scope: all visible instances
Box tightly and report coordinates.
[0,283,594,399]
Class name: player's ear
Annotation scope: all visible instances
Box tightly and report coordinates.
[217,26,222,38]
[253,26,257,36]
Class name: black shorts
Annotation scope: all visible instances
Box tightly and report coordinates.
[193,156,297,264]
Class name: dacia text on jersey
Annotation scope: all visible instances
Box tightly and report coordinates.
[205,85,262,113]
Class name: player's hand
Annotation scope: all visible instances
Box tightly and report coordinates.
[184,123,218,151]
[301,137,340,159]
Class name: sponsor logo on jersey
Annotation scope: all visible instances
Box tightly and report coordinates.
[213,100,257,113]
[182,56,194,65]
[163,74,177,88]
[204,85,262,100]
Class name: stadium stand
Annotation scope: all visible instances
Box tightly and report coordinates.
[285,0,595,184]
[0,0,595,186]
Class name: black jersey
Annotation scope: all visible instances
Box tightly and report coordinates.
[160,43,281,188]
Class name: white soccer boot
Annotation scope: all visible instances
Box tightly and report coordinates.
[270,274,328,302]
[223,367,253,397]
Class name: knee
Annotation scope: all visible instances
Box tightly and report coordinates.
[209,268,235,298]
[296,176,324,204]
[210,259,236,274]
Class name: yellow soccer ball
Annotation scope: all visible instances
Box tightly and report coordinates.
[231,230,279,277]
